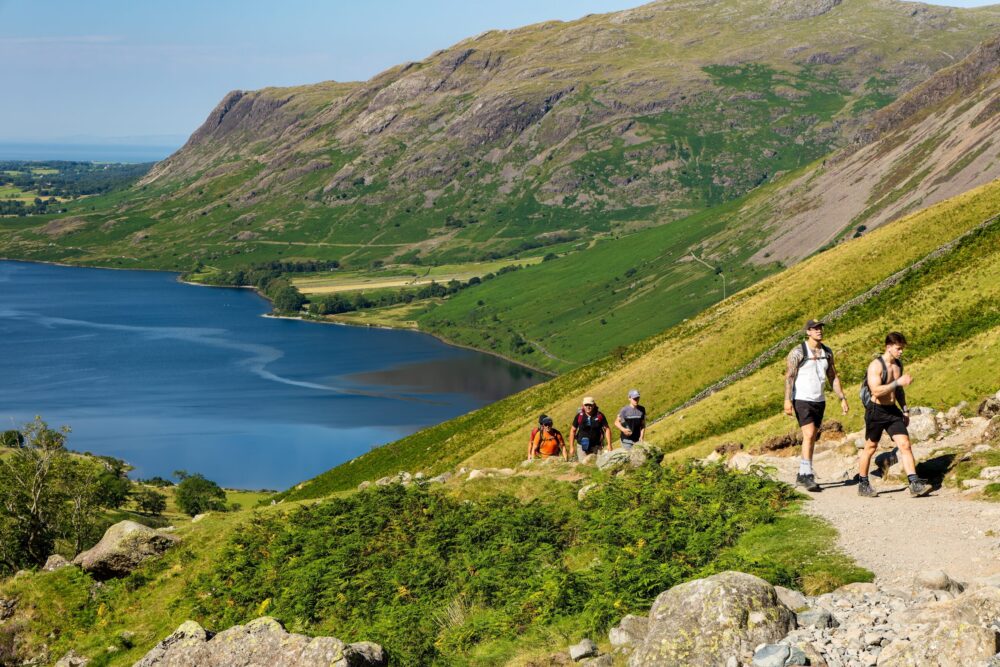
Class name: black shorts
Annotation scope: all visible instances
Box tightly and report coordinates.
[865,404,908,442]
[793,400,825,427]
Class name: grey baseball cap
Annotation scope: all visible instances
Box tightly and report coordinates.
[627,389,640,399]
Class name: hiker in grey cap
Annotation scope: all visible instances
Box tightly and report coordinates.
[783,318,849,492]
[615,389,646,450]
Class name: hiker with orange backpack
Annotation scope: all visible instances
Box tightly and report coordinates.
[569,396,613,461]
[783,318,849,492]
[857,331,931,498]
[527,414,549,459]
[528,417,569,461]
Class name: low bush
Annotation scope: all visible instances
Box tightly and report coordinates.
[191,463,804,664]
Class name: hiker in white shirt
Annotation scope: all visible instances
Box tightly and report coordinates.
[783,318,849,492]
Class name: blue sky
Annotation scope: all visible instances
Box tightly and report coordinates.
[1,0,995,143]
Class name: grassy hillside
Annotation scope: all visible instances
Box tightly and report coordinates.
[281,177,1000,499]
[1,465,868,666]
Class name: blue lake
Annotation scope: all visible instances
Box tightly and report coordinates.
[0,261,541,489]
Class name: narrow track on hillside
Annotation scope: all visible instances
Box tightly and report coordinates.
[649,212,1000,426]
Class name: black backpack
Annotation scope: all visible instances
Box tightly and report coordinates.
[860,356,901,408]
[796,341,832,369]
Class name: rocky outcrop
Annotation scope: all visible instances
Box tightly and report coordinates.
[73,521,179,580]
[628,571,795,666]
[43,554,72,572]
[133,617,386,667]
[596,443,663,472]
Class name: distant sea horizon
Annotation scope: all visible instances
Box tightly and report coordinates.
[0,141,180,163]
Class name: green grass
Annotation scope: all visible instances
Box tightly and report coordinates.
[1,464,868,666]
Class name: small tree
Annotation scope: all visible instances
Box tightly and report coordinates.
[173,471,227,517]
[0,418,70,572]
[133,487,167,516]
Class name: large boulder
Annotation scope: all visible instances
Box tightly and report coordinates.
[905,412,938,442]
[133,617,386,667]
[73,520,179,579]
[628,571,795,666]
[881,586,1000,666]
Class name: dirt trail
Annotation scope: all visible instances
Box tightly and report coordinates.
[737,416,1000,587]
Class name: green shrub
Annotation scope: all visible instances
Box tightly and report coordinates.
[190,463,796,665]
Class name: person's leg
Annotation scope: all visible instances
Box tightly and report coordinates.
[799,421,817,471]
[620,439,634,451]
[893,434,917,476]
[858,439,878,478]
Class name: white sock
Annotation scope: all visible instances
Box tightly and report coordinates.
[799,459,813,475]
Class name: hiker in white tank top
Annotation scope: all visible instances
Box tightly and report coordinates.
[783,319,849,492]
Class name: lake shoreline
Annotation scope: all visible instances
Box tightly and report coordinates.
[1,257,550,376]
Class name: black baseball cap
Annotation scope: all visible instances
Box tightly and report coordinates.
[805,319,825,330]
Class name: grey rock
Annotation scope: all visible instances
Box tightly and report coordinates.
[796,608,837,628]
[877,626,999,666]
[913,570,964,595]
[785,644,808,665]
[72,520,179,580]
[980,466,1000,480]
[905,413,937,442]
[752,644,788,667]
[43,554,72,572]
[357,481,372,491]
[629,571,795,666]
[133,617,387,667]
[608,614,648,647]
[344,641,387,666]
[626,443,664,468]
[979,397,1000,419]
[728,453,755,470]
[578,483,599,502]
[0,597,16,620]
[54,651,89,667]
[467,469,486,480]
[569,637,599,661]
[580,655,613,667]
[191,513,209,523]
[775,586,808,612]
[428,471,453,484]
[596,449,632,472]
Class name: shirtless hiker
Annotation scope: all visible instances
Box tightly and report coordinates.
[857,332,931,498]
[784,319,849,492]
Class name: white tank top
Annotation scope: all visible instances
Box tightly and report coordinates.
[793,344,829,402]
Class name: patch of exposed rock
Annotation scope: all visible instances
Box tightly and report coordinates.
[628,571,795,666]
[72,521,179,580]
[132,616,386,667]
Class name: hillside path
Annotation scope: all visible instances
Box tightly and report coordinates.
[751,418,1000,587]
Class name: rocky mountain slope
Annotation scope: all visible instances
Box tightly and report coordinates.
[403,32,1000,371]
[2,0,998,273]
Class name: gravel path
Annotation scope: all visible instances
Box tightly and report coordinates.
[757,418,1000,587]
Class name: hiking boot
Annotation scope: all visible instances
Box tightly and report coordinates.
[876,449,898,479]
[857,478,879,498]
[908,477,932,497]
[796,473,821,492]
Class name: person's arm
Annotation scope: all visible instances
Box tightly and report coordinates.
[869,360,912,399]
[784,349,800,415]
[826,355,849,415]
[638,422,646,442]
[528,432,540,460]
[614,413,630,436]
[568,424,577,451]
[559,433,569,462]
[603,419,614,451]
[895,367,909,424]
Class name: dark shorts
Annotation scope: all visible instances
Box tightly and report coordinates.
[865,404,908,442]
[793,400,826,427]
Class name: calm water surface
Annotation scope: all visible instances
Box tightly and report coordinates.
[0,261,540,488]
